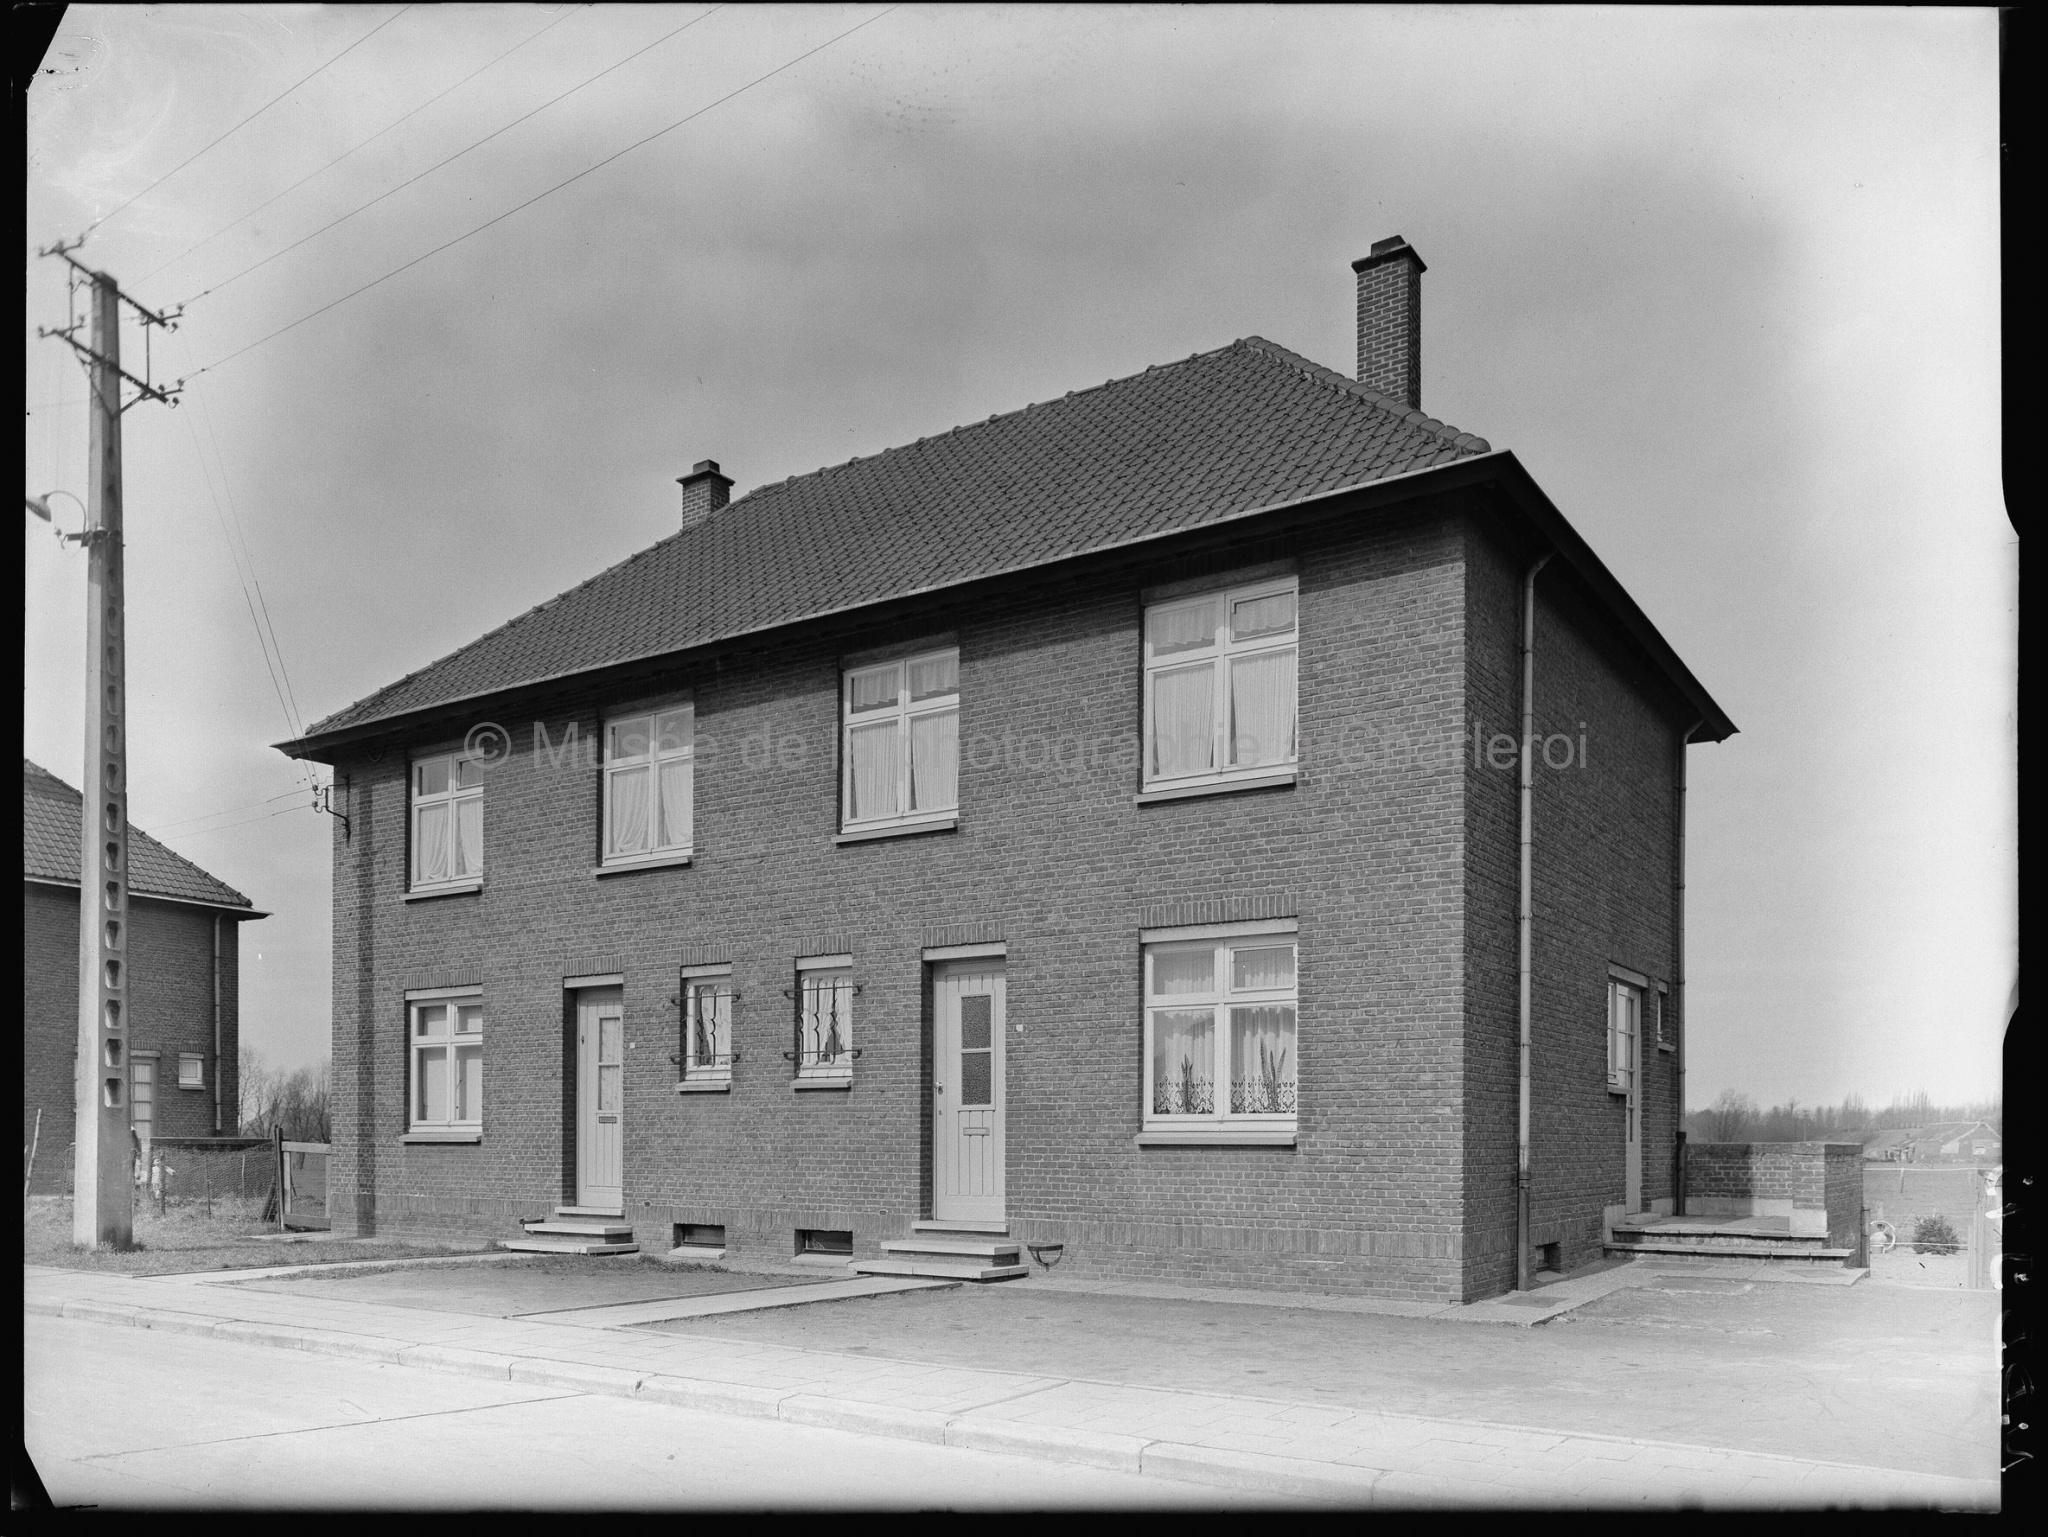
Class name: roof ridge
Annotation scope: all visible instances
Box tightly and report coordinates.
[723,338,1253,514]
[1236,335,1492,455]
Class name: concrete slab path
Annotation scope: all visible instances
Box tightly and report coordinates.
[22,1262,1997,1510]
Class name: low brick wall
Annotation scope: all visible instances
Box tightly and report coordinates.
[1685,1142,1862,1243]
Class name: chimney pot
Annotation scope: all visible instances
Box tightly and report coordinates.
[1349,236,1427,410]
[677,458,733,529]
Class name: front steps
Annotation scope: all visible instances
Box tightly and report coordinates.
[854,1220,1028,1283]
[1605,1216,1855,1268]
[503,1207,640,1256]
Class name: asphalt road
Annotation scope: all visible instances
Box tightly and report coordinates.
[22,1314,1307,1510]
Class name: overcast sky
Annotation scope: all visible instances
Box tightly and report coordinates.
[25,5,2008,1107]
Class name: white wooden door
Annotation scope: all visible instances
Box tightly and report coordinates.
[576,988,624,1210]
[933,963,1005,1222]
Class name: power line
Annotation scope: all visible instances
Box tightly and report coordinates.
[167,802,315,841]
[166,6,723,312]
[186,6,899,380]
[195,389,306,739]
[151,786,311,834]
[89,6,416,236]
[136,5,591,290]
[181,394,307,764]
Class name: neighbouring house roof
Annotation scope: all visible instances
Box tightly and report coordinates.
[279,334,1735,757]
[1862,1122,2001,1158]
[23,760,261,915]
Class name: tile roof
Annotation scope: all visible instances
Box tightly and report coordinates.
[23,760,256,911]
[298,337,1490,742]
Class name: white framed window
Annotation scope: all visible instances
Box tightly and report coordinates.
[410,996,484,1130]
[177,1052,205,1089]
[1143,936,1297,1129]
[796,962,856,1082]
[841,648,958,832]
[1143,577,1298,791]
[603,703,694,865]
[680,966,734,1089]
[1607,979,1642,1094]
[130,1057,156,1149]
[410,751,484,889]
[1654,982,1673,1052]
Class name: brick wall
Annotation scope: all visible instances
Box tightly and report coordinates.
[1687,1142,1863,1242]
[325,498,1693,1304]
[1461,524,1687,1294]
[23,884,245,1193]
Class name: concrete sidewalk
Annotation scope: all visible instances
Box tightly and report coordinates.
[22,1263,1997,1510]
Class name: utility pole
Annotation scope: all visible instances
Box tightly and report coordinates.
[36,241,182,1248]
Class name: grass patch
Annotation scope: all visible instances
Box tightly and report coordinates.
[23,1195,495,1275]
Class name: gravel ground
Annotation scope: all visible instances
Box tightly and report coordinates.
[230,1252,817,1315]
[23,1195,492,1275]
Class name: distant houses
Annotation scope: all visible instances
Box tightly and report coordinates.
[1862,1121,2001,1165]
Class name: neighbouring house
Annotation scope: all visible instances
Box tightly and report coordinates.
[23,759,264,1192]
[279,239,1734,1302]
[1863,1122,2002,1165]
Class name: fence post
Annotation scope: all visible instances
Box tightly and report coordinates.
[1969,1200,1988,1290]
[274,1125,286,1232]
[1856,1205,1869,1270]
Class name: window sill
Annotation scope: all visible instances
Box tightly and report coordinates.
[595,851,694,877]
[793,1077,853,1092]
[834,816,956,845]
[1135,770,1297,805]
[677,1079,731,1094]
[403,1129,482,1144]
[403,881,482,902]
[1135,1127,1297,1147]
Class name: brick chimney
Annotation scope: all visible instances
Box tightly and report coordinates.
[677,459,732,530]
[1350,236,1426,410]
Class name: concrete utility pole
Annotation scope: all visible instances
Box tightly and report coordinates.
[37,243,183,1248]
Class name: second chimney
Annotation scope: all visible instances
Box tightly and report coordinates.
[678,459,733,530]
[1350,236,1426,411]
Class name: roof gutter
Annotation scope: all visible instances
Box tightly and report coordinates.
[275,450,1736,762]
[23,874,269,919]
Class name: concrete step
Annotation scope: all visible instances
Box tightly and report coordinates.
[912,1219,1011,1236]
[880,1235,1021,1261]
[853,1258,1029,1283]
[553,1206,625,1218]
[1606,1241,1855,1263]
[500,1236,641,1256]
[1610,1227,1829,1248]
[521,1221,635,1242]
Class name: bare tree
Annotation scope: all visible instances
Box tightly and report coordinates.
[238,1048,330,1143]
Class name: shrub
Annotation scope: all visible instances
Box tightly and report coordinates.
[1911,1214,1961,1255]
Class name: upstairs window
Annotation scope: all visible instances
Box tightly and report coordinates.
[796,963,856,1084]
[1143,577,1298,791]
[604,705,694,865]
[1607,978,1642,1094]
[411,751,484,889]
[1143,936,1297,1130]
[842,648,958,832]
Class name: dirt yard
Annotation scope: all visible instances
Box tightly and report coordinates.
[22,1195,493,1275]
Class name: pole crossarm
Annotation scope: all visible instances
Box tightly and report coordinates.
[35,329,183,412]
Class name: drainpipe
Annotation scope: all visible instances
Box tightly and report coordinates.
[1673,720,1702,1213]
[213,914,224,1134]
[1515,552,1552,1292]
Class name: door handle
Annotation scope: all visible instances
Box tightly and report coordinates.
[935,1085,944,1094]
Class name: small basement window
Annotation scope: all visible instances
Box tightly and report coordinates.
[796,1228,853,1257]
[674,1223,726,1249]
[1533,1241,1561,1274]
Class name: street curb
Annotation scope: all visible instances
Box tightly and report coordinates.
[942,1418,1149,1474]
[509,1359,647,1395]
[777,1393,954,1445]
[636,1373,789,1420]
[60,1300,143,1328]
[395,1343,519,1380]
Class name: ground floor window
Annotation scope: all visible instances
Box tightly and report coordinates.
[680,966,734,1088]
[410,996,483,1129]
[796,960,856,1082]
[1143,933,1297,1130]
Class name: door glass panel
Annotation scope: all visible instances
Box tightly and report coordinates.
[599,1063,621,1113]
[960,994,992,1049]
[960,1048,992,1106]
[599,1014,622,1063]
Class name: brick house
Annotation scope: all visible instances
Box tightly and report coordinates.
[24,759,262,1192]
[280,240,1734,1302]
